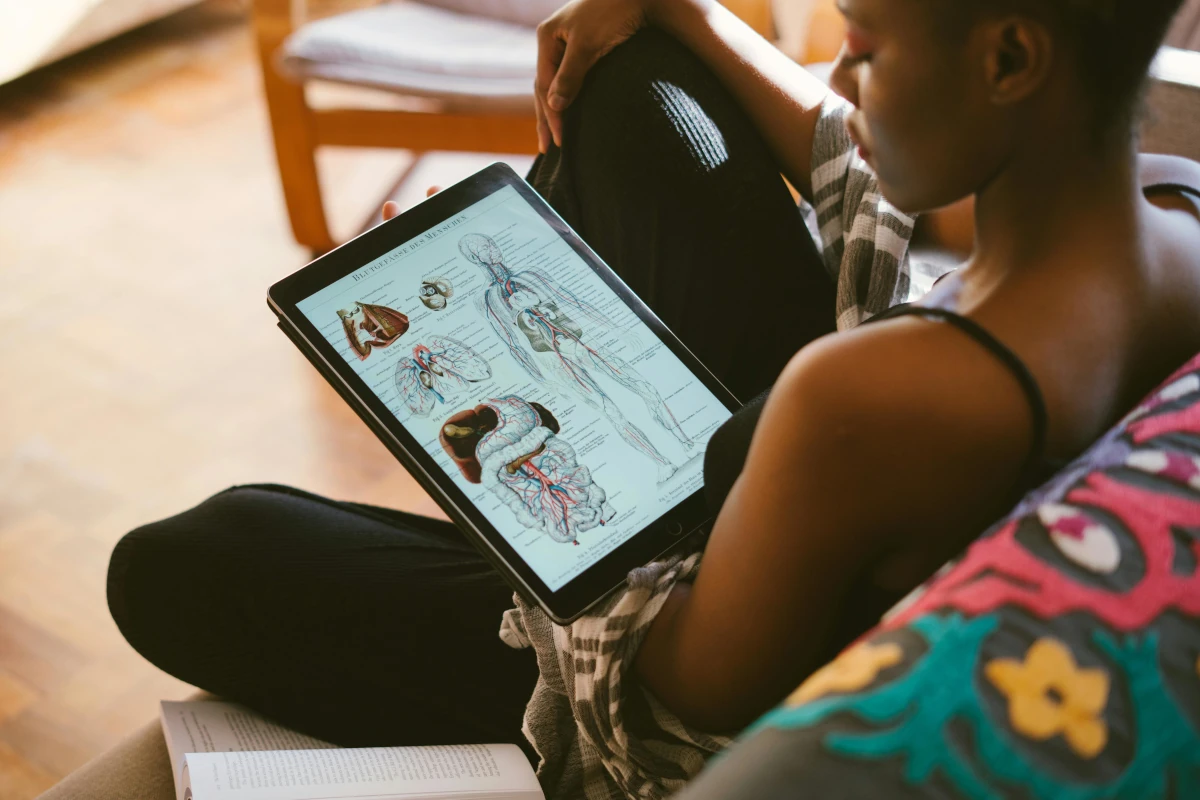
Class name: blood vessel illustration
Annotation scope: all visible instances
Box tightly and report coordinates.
[338,301,409,360]
[394,336,492,418]
[419,277,454,311]
[459,232,693,482]
[440,396,615,544]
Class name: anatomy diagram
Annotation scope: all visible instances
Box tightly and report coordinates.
[440,396,614,545]
[338,302,409,361]
[419,276,455,311]
[394,336,492,418]
[459,233,693,482]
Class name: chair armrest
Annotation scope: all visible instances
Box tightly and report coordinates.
[1142,46,1200,161]
[253,0,298,47]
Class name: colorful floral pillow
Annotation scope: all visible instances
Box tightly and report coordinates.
[680,355,1200,799]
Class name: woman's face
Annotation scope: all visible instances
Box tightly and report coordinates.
[828,0,1010,214]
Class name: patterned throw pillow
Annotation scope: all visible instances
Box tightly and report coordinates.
[679,355,1200,799]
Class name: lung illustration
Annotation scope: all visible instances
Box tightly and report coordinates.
[439,396,615,545]
[394,336,492,418]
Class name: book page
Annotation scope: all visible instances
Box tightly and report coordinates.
[183,743,542,800]
[162,701,334,800]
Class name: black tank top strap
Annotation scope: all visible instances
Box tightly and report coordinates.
[1143,181,1200,204]
[869,303,1051,494]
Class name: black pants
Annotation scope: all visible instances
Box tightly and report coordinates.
[108,29,836,754]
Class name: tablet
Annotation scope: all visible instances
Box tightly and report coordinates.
[268,163,738,623]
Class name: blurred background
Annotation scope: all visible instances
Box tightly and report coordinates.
[0,0,1196,797]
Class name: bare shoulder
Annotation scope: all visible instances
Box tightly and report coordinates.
[749,315,1035,542]
[637,311,1050,729]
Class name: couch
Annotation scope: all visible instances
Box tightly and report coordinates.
[36,45,1200,800]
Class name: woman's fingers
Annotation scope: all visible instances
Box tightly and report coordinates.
[532,0,649,149]
[536,24,568,150]
[381,187,439,223]
[547,39,594,115]
[534,89,551,154]
[545,41,597,147]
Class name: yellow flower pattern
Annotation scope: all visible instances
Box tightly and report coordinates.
[787,641,904,707]
[985,638,1111,759]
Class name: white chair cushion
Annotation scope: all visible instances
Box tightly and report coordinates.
[278,2,540,110]
[418,0,567,29]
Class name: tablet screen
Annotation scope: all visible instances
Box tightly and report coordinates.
[296,184,732,591]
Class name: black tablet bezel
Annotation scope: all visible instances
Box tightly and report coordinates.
[268,162,740,623]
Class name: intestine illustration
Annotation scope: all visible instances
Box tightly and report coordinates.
[393,336,492,418]
[439,396,615,545]
[419,276,454,311]
[338,301,409,361]
[459,232,693,483]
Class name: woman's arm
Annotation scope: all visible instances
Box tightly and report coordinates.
[535,0,833,201]
[634,321,1034,732]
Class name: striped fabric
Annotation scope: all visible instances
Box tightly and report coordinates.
[804,96,929,330]
[499,550,731,800]
[498,94,921,800]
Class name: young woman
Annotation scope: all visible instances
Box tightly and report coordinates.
[109,0,1200,797]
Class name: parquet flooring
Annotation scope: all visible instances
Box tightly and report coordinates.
[0,3,531,796]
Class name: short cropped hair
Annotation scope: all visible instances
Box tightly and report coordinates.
[939,0,1185,137]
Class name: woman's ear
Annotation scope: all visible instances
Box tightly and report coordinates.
[980,16,1054,106]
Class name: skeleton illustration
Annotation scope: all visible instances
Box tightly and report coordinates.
[337,301,409,361]
[394,336,492,418]
[419,276,455,311]
[459,232,693,483]
[440,396,615,544]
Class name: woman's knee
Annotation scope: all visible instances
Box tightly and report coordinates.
[107,518,177,659]
[106,486,282,649]
[566,28,732,170]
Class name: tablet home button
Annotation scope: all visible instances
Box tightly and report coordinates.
[666,521,684,537]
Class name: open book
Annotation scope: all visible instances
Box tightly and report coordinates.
[160,700,542,800]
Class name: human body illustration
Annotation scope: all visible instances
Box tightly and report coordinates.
[439,396,614,545]
[393,336,492,418]
[458,232,692,483]
[337,301,409,361]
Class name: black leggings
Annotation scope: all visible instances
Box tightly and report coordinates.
[108,29,836,754]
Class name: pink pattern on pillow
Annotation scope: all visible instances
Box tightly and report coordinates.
[886,474,1200,631]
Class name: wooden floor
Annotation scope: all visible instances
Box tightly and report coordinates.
[0,4,531,796]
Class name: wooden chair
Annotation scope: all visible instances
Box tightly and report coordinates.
[252,0,552,253]
[253,0,777,255]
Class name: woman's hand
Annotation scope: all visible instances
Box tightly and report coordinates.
[534,0,658,152]
[381,186,442,222]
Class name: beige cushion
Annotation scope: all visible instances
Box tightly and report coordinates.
[419,0,566,29]
[278,2,544,112]
[36,719,175,800]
